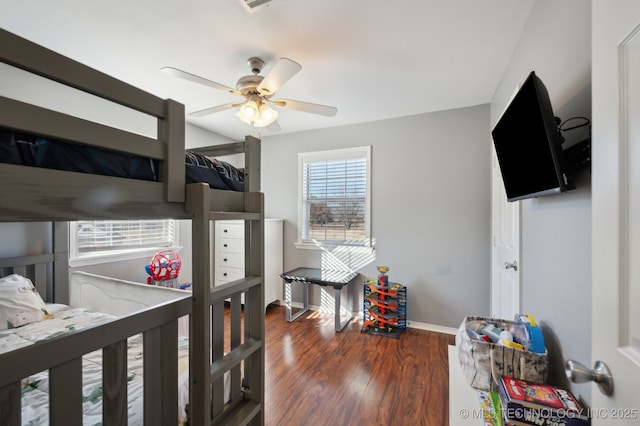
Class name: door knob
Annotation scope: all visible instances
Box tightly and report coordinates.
[505,260,518,271]
[565,359,614,396]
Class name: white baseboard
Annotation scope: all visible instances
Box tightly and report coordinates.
[288,302,458,335]
[406,320,458,335]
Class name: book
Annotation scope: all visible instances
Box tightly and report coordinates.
[478,390,502,426]
[498,376,589,426]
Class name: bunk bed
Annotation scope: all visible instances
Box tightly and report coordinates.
[0,28,265,425]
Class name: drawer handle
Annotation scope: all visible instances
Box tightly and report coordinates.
[223,229,228,233]
[223,244,228,248]
[223,258,228,262]
[223,272,228,277]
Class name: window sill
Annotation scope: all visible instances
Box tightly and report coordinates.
[295,241,375,253]
[69,246,183,268]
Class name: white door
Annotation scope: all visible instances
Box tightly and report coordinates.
[592,0,640,421]
[491,149,520,319]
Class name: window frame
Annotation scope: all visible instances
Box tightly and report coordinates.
[69,219,179,267]
[296,146,372,249]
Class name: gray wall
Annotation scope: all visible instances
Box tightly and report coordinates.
[261,105,492,328]
[0,223,52,258]
[490,0,592,401]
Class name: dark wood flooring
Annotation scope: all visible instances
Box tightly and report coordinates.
[262,305,455,426]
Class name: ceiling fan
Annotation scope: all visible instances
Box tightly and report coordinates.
[162,57,337,129]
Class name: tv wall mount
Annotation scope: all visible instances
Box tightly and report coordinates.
[557,116,591,172]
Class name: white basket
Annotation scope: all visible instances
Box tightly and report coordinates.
[455,315,548,391]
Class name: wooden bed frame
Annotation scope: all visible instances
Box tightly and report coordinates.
[0,28,265,425]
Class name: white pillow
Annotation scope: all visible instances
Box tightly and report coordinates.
[0,274,48,330]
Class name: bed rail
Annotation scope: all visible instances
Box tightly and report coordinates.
[0,136,260,221]
[1,29,166,117]
[190,135,261,193]
[0,28,186,203]
[0,163,190,221]
[0,296,191,425]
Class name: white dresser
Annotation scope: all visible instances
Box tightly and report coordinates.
[214,219,284,311]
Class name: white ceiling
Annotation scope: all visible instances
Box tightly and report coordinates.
[0,0,535,141]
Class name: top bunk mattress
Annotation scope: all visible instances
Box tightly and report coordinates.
[0,129,245,192]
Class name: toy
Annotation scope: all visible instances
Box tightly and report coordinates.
[480,324,502,343]
[497,329,525,350]
[146,249,182,288]
[466,327,491,342]
[361,265,407,338]
[377,265,389,286]
[513,313,546,353]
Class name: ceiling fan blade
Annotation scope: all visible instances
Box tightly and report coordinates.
[270,98,338,117]
[189,102,241,117]
[162,67,243,97]
[256,58,302,96]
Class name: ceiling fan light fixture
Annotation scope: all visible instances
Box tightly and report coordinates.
[258,103,278,125]
[236,100,259,123]
[236,99,278,127]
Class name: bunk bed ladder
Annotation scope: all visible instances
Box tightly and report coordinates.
[188,181,265,426]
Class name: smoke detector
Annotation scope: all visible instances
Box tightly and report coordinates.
[238,0,273,13]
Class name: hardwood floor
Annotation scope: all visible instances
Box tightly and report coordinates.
[262,305,456,426]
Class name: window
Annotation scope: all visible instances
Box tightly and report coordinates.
[297,146,371,248]
[70,219,177,263]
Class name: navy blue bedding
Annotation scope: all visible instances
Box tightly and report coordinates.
[0,130,244,192]
[185,150,244,192]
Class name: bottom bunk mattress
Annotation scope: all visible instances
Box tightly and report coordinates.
[0,303,190,425]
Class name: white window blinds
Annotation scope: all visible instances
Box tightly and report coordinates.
[299,146,371,246]
[73,220,176,256]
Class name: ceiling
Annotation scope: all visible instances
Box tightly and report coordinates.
[0,0,535,141]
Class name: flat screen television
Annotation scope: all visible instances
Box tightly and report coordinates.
[491,71,575,202]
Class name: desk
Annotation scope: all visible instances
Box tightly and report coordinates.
[280,267,358,332]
